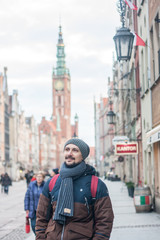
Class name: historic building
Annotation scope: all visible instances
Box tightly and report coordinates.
[39,117,57,169]
[0,68,10,174]
[146,0,160,213]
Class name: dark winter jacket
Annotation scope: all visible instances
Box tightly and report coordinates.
[36,164,114,240]
[2,174,12,186]
[24,180,45,219]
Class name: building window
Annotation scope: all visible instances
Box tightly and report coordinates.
[58,96,61,105]
[144,15,146,27]
[141,50,145,92]
[5,133,9,146]
[5,152,9,162]
[140,26,142,36]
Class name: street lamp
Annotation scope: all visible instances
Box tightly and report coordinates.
[106,110,116,125]
[113,0,134,61]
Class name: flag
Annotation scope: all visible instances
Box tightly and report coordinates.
[135,33,145,46]
[124,0,138,10]
[134,195,151,206]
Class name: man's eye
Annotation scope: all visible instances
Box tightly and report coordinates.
[73,149,78,152]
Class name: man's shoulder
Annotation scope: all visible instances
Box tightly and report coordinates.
[42,176,61,198]
[96,178,109,197]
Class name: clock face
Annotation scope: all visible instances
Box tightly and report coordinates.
[55,80,64,91]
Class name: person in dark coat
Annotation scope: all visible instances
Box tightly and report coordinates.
[2,173,12,194]
[24,171,45,234]
[25,170,34,187]
[36,138,114,240]
[0,173,5,193]
[50,168,59,177]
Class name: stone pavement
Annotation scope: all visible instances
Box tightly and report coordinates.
[0,180,32,240]
[104,179,160,240]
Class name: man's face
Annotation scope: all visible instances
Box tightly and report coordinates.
[64,144,83,167]
[51,171,56,177]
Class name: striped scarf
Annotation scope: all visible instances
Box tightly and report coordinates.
[53,161,86,225]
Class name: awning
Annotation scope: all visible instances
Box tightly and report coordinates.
[146,125,160,145]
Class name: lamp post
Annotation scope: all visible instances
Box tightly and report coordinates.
[113,0,134,61]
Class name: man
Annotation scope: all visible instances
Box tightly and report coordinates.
[36,138,114,239]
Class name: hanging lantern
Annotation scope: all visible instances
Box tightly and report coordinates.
[106,110,116,124]
[113,27,134,61]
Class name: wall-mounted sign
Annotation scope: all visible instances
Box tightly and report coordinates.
[147,131,160,145]
[115,142,138,155]
[112,136,129,145]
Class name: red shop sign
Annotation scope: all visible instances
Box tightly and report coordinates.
[115,142,138,155]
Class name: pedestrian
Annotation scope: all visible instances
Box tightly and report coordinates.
[44,170,51,182]
[24,171,45,234]
[30,174,36,182]
[2,173,12,194]
[24,170,32,187]
[50,168,59,177]
[123,174,126,183]
[0,173,5,193]
[36,138,114,239]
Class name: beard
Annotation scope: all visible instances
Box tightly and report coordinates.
[65,162,80,168]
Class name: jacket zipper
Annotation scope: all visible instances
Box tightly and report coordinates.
[61,222,65,240]
[84,196,90,214]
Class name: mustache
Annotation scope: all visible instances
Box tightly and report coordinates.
[65,155,75,160]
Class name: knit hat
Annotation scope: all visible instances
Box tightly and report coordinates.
[52,168,59,175]
[64,138,90,160]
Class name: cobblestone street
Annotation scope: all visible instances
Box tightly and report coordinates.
[0,225,28,240]
[0,180,32,240]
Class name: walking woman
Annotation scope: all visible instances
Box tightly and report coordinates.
[2,173,12,194]
[24,171,45,234]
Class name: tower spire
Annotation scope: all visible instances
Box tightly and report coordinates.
[52,26,70,76]
[58,25,63,45]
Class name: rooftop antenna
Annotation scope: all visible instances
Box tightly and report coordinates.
[59,13,61,26]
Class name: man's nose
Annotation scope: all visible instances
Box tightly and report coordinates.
[68,149,73,155]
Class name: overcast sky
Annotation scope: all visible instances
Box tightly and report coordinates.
[0,0,120,146]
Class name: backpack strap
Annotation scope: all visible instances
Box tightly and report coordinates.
[49,174,60,192]
[49,174,98,200]
[91,175,98,199]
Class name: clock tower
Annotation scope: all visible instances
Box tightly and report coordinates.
[52,26,71,139]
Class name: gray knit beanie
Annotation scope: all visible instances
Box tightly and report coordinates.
[64,138,90,160]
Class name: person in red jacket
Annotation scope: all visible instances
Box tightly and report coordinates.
[36,138,114,239]
[30,174,36,182]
